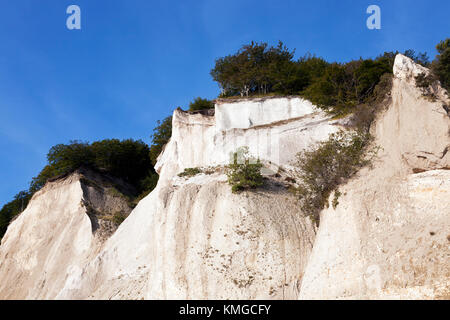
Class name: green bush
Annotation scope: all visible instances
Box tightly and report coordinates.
[292,130,377,224]
[415,72,438,100]
[140,173,159,193]
[226,147,264,193]
[302,58,391,116]
[188,97,214,111]
[178,167,202,177]
[415,72,434,88]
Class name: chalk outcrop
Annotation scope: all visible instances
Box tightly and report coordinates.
[155,96,339,181]
[299,55,450,299]
[55,96,339,300]
[0,168,134,299]
[0,54,448,300]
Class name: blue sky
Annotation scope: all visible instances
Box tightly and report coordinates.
[0,0,449,205]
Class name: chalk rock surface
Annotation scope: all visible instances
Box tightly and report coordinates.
[299,55,450,299]
[0,95,338,299]
[55,95,339,299]
[0,169,134,299]
[0,54,448,300]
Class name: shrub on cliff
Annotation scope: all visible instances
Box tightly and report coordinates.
[226,147,264,193]
[178,167,202,177]
[413,39,450,99]
[292,130,377,224]
[188,97,214,111]
[351,73,393,131]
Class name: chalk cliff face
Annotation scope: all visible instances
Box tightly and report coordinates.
[54,96,339,300]
[0,54,448,300]
[155,96,339,181]
[300,55,450,299]
[0,168,134,299]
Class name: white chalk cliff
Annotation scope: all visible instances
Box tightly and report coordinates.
[0,55,448,299]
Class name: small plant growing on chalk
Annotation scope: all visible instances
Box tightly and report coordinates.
[226,147,264,193]
[178,167,202,177]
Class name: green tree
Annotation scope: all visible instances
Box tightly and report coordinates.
[188,97,214,111]
[149,116,172,166]
[90,139,152,187]
[0,191,32,239]
[302,57,392,116]
[433,39,450,91]
[29,139,152,195]
[211,41,296,97]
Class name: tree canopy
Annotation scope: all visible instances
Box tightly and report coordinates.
[210,41,297,97]
[210,41,437,116]
[2,38,448,241]
[188,97,214,111]
[149,115,172,166]
[29,139,153,194]
[433,38,450,91]
[1,139,156,240]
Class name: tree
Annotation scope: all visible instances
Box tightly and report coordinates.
[188,97,214,111]
[149,116,172,166]
[301,56,392,115]
[29,139,152,195]
[0,190,32,239]
[211,41,296,97]
[90,139,152,187]
[433,39,450,91]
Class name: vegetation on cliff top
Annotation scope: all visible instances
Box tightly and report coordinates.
[210,41,440,116]
[415,39,450,97]
[433,39,450,91]
[0,139,156,239]
[188,97,214,111]
[29,139,153,194]
[1,39,448,239]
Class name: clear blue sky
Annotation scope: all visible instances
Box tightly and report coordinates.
[0,0,449,206]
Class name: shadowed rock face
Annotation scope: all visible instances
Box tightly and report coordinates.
[0,54,448,300]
